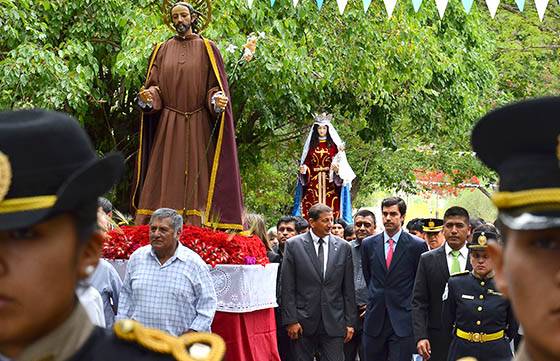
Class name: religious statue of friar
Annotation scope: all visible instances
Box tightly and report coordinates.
[132,1,244,230]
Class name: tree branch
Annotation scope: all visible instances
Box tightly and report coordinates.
[91,37,121,49]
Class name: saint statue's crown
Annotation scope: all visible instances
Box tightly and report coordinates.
[313,112,333,125]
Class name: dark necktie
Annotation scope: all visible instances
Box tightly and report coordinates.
[318,238,325,278]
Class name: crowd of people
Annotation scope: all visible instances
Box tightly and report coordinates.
[260,198,518,361]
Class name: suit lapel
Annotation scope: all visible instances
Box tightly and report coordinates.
[437,246,450,278]
[465,249,473,271]
[374,235,388,273]
[303,232,323,281]
[325,236,338,281]
[387,232,409,274]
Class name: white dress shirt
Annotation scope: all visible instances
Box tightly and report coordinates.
[310,230,329,276]
[76,286,106,327]
[444,242,469,274]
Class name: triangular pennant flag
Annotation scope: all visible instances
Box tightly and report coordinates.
[316,0,324,9]
[515,0,525,10]
[485,0,500,17]
[534,0,549,20]
[270,0,275,6]
[462,0,474,12]
[247,0,254,8]
[292,0,299,7]
[412,0,422,12]
[435,0,449,18]
[337,0,348,14]
[383,0,398,17]
[363,0,372,12]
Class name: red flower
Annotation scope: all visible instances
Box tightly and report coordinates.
[103,225,269,266]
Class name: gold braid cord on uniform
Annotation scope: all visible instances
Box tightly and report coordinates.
[114,320,225,361]
[492,188,560,209]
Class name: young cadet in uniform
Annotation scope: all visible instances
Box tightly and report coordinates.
[471,97,560,361]
[442,224,517,361]
[0,110,224,361]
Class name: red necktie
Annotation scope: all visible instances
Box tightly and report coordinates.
[386,239,394,269]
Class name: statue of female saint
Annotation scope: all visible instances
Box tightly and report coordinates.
[292,113,356,223]
[131,2,244,230]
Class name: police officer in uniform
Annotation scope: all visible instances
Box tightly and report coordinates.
[442,224,517,361]
[0,110,224,361]
[422,218,445,250]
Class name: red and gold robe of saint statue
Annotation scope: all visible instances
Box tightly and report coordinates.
[301,140,341,219]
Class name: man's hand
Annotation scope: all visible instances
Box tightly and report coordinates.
[331,163,339,173]
[286,323,303,340]
[417,339,431,360]
[213,91,228,111]
[299,165,308,174]
[344,327,354,343]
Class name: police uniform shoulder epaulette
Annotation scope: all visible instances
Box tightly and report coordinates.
[114,320,226,361]
[450,270,470,277]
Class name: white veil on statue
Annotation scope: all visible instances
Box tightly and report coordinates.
[293,113,356,224]
[299,113,356,187]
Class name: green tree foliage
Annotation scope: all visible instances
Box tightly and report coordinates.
[1,0,558,221]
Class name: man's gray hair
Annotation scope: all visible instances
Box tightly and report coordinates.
[150,208,183,234]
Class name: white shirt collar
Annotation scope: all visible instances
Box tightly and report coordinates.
[383,229,403,243]
[149,242,189,264]
[310,229,328,244]
[444,242,469,258]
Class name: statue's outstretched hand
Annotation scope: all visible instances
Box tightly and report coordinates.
[138,89,153,104]
[213,91,228,113]
[136,88,154,111]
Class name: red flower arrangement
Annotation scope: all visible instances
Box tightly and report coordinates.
[103,225,269,267]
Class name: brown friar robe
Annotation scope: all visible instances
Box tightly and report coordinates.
[134,34,224,226]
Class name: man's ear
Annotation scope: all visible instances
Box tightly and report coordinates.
[77,231,103,280]
[487,242,509,298]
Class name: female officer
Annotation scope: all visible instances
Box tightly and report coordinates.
[0,110,223,361]
[442,224,517,361]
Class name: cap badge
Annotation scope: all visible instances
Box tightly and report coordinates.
[0,151,12,203]
[428,221,435,227]
[477,232,487,246]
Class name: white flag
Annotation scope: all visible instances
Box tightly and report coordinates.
[435,0,449,18]
[337,0,349,13]
[383,0,398,17]
[248,0,254,7]
[293,0,299,7]
[534,0,549,20]
[485,0,500,17]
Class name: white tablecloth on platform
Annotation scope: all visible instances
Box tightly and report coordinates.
[105,259,278,313]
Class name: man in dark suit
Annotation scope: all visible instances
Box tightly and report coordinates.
[344,209,378,361]
[361,197,428,361]
[412,207,472,361]
[281,203,357,361]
